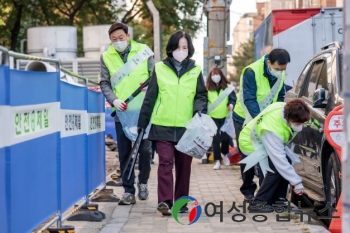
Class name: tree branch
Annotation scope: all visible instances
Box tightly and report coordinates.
[71,0,87,16]
[54,2,70,16]
[121,0,140,22]
[87,0,101,23]
[123,8,142,24]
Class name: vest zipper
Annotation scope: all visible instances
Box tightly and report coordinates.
[174,75,180,142]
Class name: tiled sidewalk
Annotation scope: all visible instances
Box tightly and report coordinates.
[64,156,330,233]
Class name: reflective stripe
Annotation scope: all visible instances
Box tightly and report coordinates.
[110,46,153,89]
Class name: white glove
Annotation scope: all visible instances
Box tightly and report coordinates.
[293,183,304,196]
[227,104,233,111]
[113,99,127,111]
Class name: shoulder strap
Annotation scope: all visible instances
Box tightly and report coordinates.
[111,45,154,89]
[208,85,234,113]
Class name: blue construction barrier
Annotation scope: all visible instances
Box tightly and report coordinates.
[0,65,106,233]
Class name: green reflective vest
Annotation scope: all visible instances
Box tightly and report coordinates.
[233,55,285,119]
[208,86,229,119]
[151,62,201,127]
[239,102,291,153]
[102,40,149,102]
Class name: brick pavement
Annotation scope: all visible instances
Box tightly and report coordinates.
[63,155,330,233]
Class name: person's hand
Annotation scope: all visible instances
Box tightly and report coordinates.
[293,183,304,196]
[227,104,233,111]
[140,82,147,92]
[113,99,127,111]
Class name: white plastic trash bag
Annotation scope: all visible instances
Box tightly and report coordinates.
[117,92,150,142]
[175,113,217,159]
[220,112,235,138]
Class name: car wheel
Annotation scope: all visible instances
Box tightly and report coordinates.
[324,152,341,226]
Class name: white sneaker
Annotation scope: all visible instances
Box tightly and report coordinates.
[223,154,231,166]
[213,160,221,170]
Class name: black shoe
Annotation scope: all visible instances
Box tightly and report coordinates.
[157,202,172,216]
[272,198,289,210]
[248,201,274,213]
[179,206,188,213]
[244,194,254,202]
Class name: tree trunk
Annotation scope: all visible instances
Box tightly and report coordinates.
[10,4,23,51]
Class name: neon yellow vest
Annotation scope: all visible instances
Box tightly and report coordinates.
[151,62,202,127]
[208,86,229,119]
[102,40,149,102]
[233,55,285,119]
[239,102,291,153]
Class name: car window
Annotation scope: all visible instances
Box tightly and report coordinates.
[316,60,329,95]
[294,62,312,96]
[303,60,325,100]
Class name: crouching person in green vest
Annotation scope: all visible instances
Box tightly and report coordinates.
[100,22,154,205]
[206,67,236,170]
[137,31,207,216]
[238,99,310,212]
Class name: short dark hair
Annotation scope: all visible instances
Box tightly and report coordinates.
[284,98,310,124]
[268,48,291,65]
[108,22,128,36]
[206,67,229,91]
[166,31,195,58]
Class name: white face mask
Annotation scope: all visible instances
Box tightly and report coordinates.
[113,40,128,52]
[211,75,221,84]
[172,49,188,62]
[269,68,283,78]
[290,123,303,132]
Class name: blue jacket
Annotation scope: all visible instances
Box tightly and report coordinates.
[232,55,286,124]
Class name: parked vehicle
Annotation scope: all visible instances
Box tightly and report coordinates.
[285,41,343,225]
[254,7,343,89]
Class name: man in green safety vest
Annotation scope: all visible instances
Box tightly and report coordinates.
[232,49,291,202]
[100,22,154,205]
[238,99,310,212]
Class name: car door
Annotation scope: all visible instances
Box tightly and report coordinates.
[299,52,332,192]
[286,61,313,177]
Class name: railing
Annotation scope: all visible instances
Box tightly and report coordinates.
[0,46,106,233]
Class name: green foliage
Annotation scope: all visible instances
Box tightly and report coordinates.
[231,38,254,84]
[0,0,204,56]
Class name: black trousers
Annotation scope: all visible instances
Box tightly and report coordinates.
[254,157,289,204]
[212,118,230,161]
[234,120,259,196]
[115,122,152,194]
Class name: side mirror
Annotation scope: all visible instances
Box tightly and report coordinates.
[312,88,327,108]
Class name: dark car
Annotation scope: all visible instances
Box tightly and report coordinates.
[285,41,343,224]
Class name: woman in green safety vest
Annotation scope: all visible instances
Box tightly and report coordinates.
[137,31,208,216]
[206,67,236,170]
[238,98,310,212]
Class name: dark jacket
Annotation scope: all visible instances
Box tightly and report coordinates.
[137,57,208,142]
[232,55,286,124]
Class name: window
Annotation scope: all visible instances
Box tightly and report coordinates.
[315,60,329,98]
[303,60,325,100]
[249,19,253,26]
[294,62,311,96]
